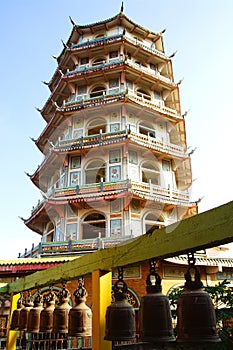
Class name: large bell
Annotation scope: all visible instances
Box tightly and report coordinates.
[68,278,92,337]
[19,291,34,331]
[53,283,71,334]
[10,294,23,330]
[139,270,175,343]
[27,290,43,333]
[105,268,136,341]
[177,265,221,343]
[40,287,56,333]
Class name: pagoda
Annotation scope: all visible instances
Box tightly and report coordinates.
[24,6,197,258]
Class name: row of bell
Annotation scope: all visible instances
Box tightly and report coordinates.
[105,264,221,344]
[11,264,221,344]
[10,280,92,337]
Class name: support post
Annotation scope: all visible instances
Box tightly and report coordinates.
[92,269,112,350]
[6,293,19,350]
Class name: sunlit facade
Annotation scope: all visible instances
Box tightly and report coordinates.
[24,9,197,256]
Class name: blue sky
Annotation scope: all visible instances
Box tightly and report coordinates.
[0,0,232,259]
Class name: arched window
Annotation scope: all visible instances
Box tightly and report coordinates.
[92,57,106,66]
[136,88,151,101]
[141,161,160,185]
[144,212,164,234]
[82,212,106,239]
[85,159,106,184]
[95,33,106,39]
[87,119,106,135]
[139,121,155,138]
[90,85,106,98]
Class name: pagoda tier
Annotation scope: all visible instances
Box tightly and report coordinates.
[26,10,196,247]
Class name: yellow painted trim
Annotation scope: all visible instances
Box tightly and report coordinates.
[6,293,19,350]
[92,270,112,350]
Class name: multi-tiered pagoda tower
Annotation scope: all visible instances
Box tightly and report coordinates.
[24,8,197,257]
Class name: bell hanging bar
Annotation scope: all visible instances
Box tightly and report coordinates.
[139,258,175,343]
[176,251,221,343]
[68,277,92,337]
[105,266,136,341]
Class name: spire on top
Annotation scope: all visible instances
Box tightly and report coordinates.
[120,1,124,13]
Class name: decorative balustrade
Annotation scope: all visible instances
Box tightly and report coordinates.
[127,91,179,118]
[131,181,190,204]
[60,89,180,119]
[124,34,167,58]
[70,33,123,50]
[19,236,132,259]
[69,33,166,60]
[65,56,124,76]
[57,129,128,150]
[129,132,185,157]
[126,59,174,85]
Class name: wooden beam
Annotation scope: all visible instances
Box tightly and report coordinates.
[2,201,233,294]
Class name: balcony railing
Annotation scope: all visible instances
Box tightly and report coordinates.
[57,129,128,150]
[69,33,166,59]
[19,236,132,259]
[53,179,190,206]
[65,56,124,76]
[129,131,185,157]
[60,89,179,119]
[70,33,123,50]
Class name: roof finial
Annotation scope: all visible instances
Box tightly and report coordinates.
[159,28,166,35]
[169,50,177,58]
[69,16,76,26]
[61,39,69,49]
[120,1,124,13]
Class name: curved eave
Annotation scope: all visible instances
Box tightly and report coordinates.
[30,150,66,192]
[24,201,48,235]
[36,110,65,153]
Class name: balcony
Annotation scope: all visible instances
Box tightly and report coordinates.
[129,131,185,157]
[70,33,123,50]
[51,179,189,207]
[60,89,179,119]
[57,129,128,150]
[65,56,124,77]
[19,236,132,259]
[69,33,166,60]
[126,59,174,86]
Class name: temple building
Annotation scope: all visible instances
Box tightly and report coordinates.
[24,8,197,255]
[0,8,232,348]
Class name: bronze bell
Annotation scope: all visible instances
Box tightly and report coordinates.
[177,265,221,343]
[10,294,23,330]
[40,287,56,333]
[53,283,71,334]
[68,278,92,337]
[19,291,34,331]
[27,289,43,333]
[139,270,175,343]
[105,268,136,341]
